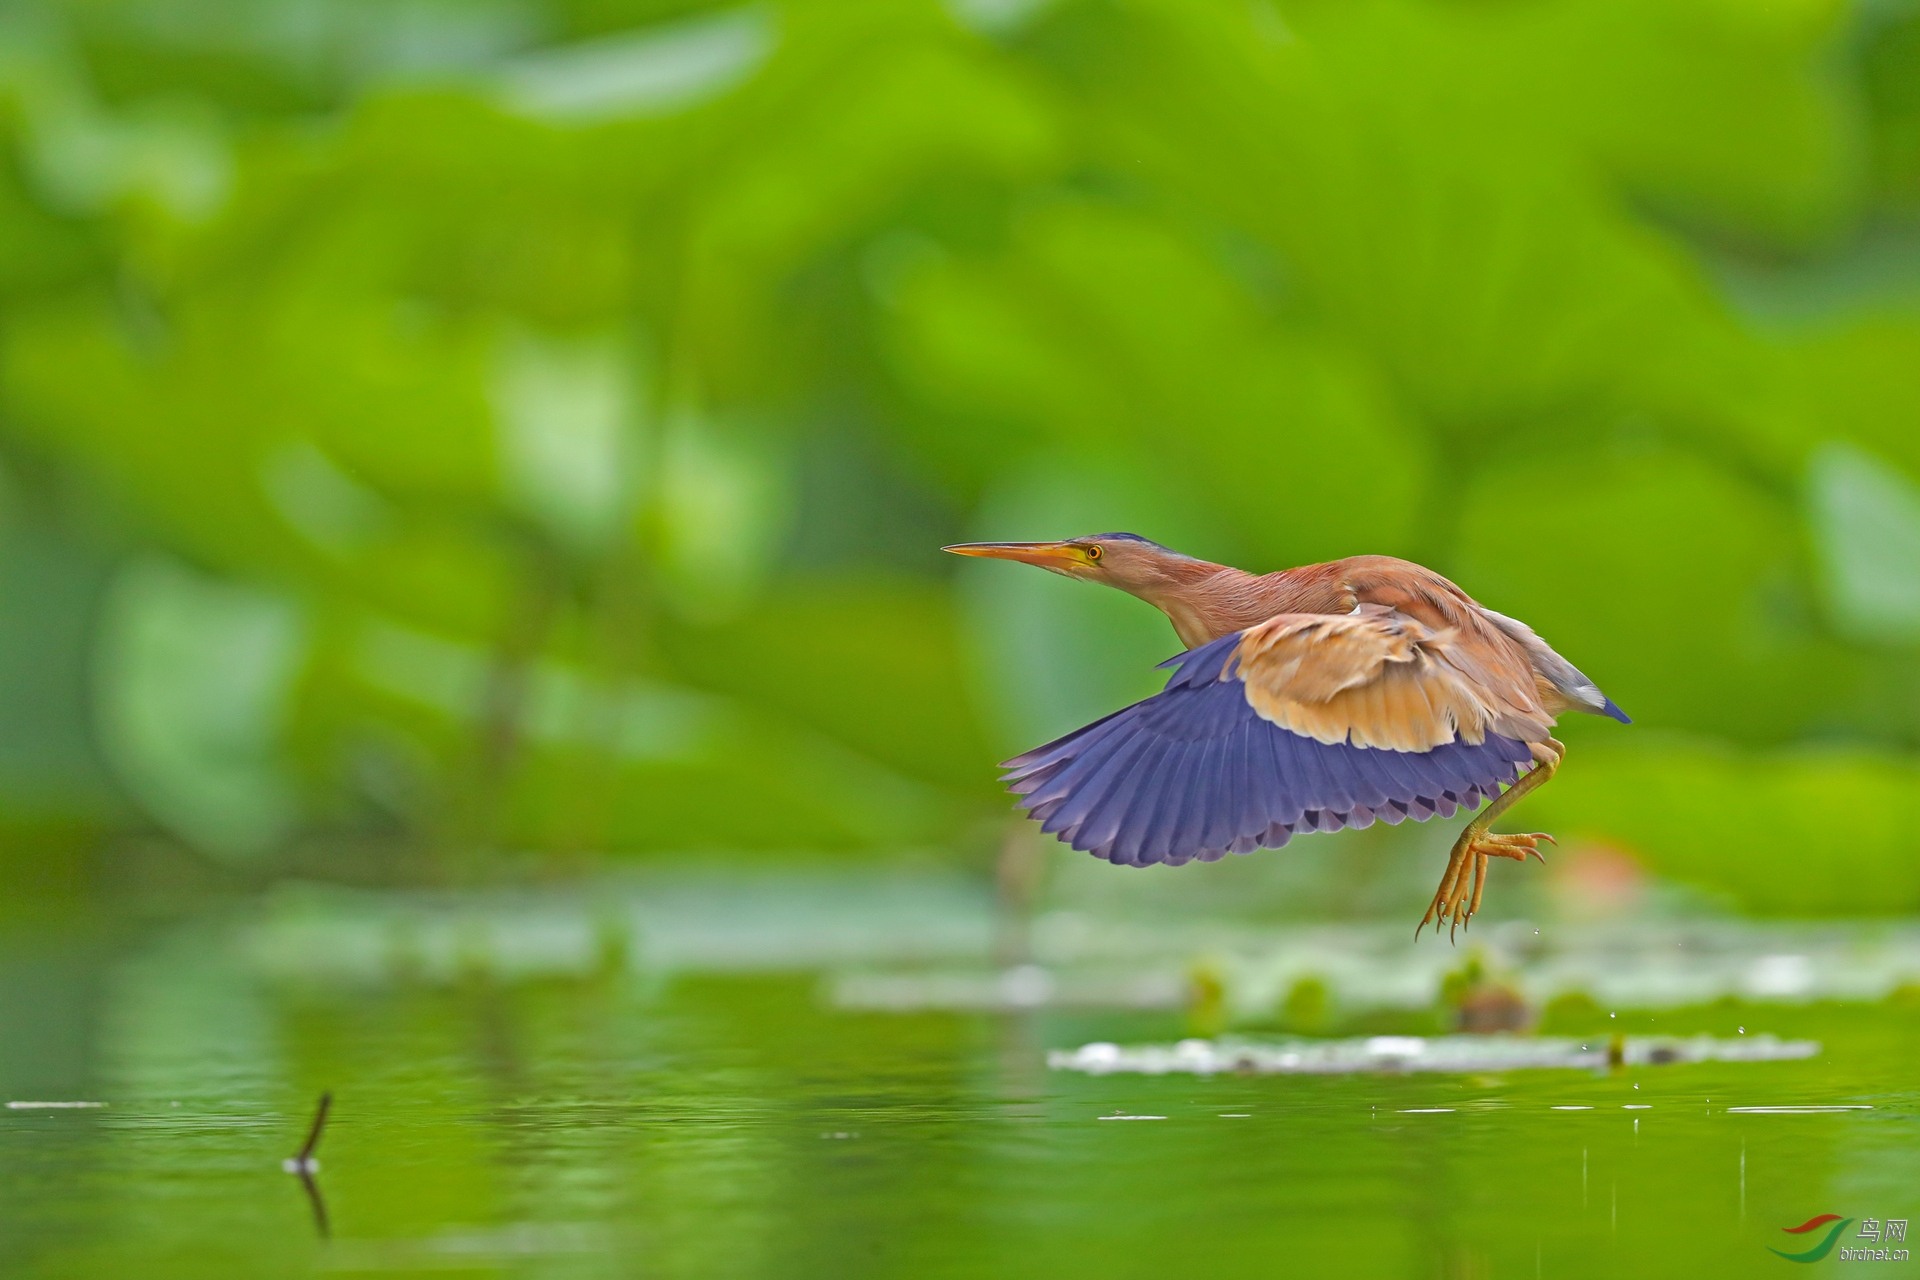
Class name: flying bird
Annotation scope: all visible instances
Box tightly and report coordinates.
[945,535,1630,937]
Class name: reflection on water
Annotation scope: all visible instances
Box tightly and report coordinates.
[0,868,1916,1277]
[282,1093,331,1239]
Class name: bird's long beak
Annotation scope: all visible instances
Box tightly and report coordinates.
[942,541,1090,570]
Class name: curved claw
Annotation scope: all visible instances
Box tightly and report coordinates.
[1517,832,1555,863]
[1417,828,1557,940]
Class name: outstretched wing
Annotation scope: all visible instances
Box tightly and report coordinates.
[1000,614,1537,868]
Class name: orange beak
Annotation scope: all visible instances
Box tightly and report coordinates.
[942,541,1090,571]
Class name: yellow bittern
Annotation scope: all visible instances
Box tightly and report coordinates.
[945,535,1630,937]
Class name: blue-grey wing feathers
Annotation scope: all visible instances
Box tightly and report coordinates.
[1000,633,1533,868]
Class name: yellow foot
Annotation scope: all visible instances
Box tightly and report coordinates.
[1415,830,1557,941]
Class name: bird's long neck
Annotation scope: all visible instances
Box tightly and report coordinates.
[1129,560,1287,650]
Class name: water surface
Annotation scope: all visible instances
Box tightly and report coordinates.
[0,890,1915,1278]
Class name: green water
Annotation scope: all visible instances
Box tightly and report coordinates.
[1,903,1916,1279]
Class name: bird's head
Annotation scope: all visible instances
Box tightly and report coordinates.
[942,533,1195,593]
[945,533,1239,648]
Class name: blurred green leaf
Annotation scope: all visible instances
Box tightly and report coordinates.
[1807,441,1920,646]
[0,508,117,820]
[93,555,305,860]
[662,576,997,793]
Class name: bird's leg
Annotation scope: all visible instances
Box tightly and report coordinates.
[1417,739,1565,940]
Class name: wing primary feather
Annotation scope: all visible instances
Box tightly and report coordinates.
[1198,734,1244,851]
[1405,746,1468,796]
[1143,740,1210,866]
[1191,734,1241,853]
[1342,742,1397,811]
[1000,704,1136,773]
[1034,733,1147,836]
[1344,752,1392,811]
[1026,797,1066,825]
[1020,714,1151,810]
[1163,734,1223,863]
[1074,736,1177,851]
[1228,723,1270,847]
[1255,724,1296,830]
[1267,732,1308,824]
[1167,736,1221,860]
[1369,748,1431,805]
[1122,740,1193,866]
[1429,745,1491,796]
[1242,727,1287,846]
[1006,711,1142,795]
[1289,734,1346,815]
[1399,745,1463,800]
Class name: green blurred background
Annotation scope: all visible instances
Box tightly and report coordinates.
[3,0,1920,913]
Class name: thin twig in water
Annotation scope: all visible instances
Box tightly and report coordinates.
[283,1092,333,1239]
[296,1092,331,1168]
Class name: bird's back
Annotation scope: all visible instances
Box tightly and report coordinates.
[1183,555,1615,722]
[1185,554,1493,641]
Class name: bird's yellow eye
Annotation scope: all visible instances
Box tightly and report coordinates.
[1085,544,1102,561]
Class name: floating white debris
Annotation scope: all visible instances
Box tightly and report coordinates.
[999,964,1054,1007]
[1047,1034,1820,1077]
[1746,955,1816,998]
[1097,1115,1166,1121]
[1400,1108,1454,1113]
[1725,1105,1872,1114]
[6,1101,105,1109]
[1552,1106,1594,1111]
[1367,1036,1427,1058]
